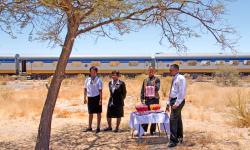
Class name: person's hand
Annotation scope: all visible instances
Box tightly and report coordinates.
[84,98,87,104]
[165,105,170,112]
[172,104,179,109]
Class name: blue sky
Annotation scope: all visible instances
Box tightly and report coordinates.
[0,0,249,56]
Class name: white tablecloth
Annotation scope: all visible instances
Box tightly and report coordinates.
[129,112,170,137]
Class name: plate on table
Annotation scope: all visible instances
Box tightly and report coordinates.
[149,110,164,113]
[134,111,150,116]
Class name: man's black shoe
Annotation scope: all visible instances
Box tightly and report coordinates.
[83,128,92,132]
[113,128,119,133]
[95,128,100,133]
[103,127,112,131]
[150,131,155,136]
[178,138,183,144]
[168,142,177,148]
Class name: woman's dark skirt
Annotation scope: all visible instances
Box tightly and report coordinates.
[107,104,124,118]
[87,95,102,114]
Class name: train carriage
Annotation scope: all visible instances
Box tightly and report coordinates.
[19,55,153,76]
[155,53,250,75]
[0,56,17,74]
[0,53,249,77]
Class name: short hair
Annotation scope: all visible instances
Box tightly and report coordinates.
[111,70,120,76]
[148,66,155,70]
[170,64,179,70]
[89,66,98,72]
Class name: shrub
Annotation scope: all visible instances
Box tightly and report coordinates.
[215,65,240,86]
[227,89,250,127]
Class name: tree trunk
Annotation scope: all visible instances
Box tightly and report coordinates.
[35,21,79,150]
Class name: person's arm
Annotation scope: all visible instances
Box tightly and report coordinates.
[140,80,145,103]
[165,104,170,112]
[174,76,186,106]
[122,82,127,100]
[84,79,87,104]
[99,79,103,105]
[99,90,102,105]
[155,77,160,92]
[165,77,171,111]
[84,88,87,104]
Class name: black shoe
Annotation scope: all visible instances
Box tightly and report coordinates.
[178,138,183,144]
[113,128,119,133]
[95,128,100,133]
[168,142,177,148]
[103,127,112,131]
[150,131,155,135]
[83,128,92,132]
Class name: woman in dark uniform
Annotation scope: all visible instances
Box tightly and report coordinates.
[104,70,126,132]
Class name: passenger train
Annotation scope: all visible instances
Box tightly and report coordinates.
[0,53,250,77]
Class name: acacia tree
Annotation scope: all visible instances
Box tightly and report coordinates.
[0,0,237,149]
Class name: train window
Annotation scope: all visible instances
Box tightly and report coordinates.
[91,61,101,66]
[84,64,88,68]
[109,61,120,67]
[158,61,165,67]
[129,61,139,66]
[229,60,239,65]
[32,61,44,67]
[71,61,82,67]
[201,61,210,66]
[243,60,250,65]
[215,61,225,65]
[172,61,182,65]
[187,61,197,66]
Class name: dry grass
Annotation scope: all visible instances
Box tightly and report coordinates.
[0,75,250,149]
[0,75,15,85]
[0,87,47,118]
[227,89,250,127]
[54,109,72,118]
[1,75,249,120]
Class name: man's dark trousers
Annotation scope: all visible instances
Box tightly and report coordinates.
[170,98,185,144]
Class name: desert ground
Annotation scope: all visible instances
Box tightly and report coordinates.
[0,75,250,150]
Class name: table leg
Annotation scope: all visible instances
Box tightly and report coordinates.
[138,124,141,138]
[157,123,160,136]
[163,123,168,139]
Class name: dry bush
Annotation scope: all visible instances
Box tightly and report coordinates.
[195,75,209,82]
[227,89,250,127]
[160,76,171,99]
[58,75,85,99]
[215,65,240,86]
[242,75,250,83]
[0,87,46,118]
[124,75,146,100]
[184,82,242,112]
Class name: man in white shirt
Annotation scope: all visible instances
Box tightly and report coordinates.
[166,64,186,148]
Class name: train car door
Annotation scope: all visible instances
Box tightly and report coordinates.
[15,54,20,75]
[21,60,27,73]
